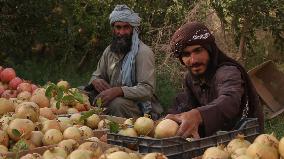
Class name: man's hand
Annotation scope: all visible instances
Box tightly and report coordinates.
[165,109,203,139]
[91,79,111,92]
[96,87,123,106]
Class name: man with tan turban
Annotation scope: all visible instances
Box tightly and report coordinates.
[87,5,163,119]
[166,22,263,138]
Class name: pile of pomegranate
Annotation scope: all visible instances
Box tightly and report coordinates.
[117,116,179,139]
[0,66,91,114]
[20,140,168,159]
[0,67,38,98]
[202,133,283,159]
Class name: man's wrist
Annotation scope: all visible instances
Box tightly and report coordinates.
[192,109,203,123]
[114,87,124,97]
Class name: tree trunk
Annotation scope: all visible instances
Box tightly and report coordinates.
[238,32,246,66]
[238,20,249,66]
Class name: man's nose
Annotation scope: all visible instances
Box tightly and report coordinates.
[117,29,128,36]
[184,55,196,65]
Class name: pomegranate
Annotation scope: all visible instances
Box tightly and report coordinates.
[17,82,32,93]
[0,97,15,115]
[32,88,46,96]
[0,130,9,147]
[79,126,93,139]
[0,82,8,89]
[41,120,61,133]
[67,108,79,114]
[39,116,49,123]
[58,139,79,154]
[82,93,90,104]
[57,117,73,132]
[235,155,253,159]
[231,147,248,159]
[68,149,94,159]
[43,147,67,158]
[226,135,251,154]
[0,116,14,131]
[31,94,50,108]
[118,127,138,137]
[254,133,279,149]
[9,77,23,90]
[7,118,35,141]
[40,107,55,120]
[42,129,63,146]
[86,114,100,129]
[78,142,103,157]
[9,97,23,107]
[104,147,126,154]
[17,91,32,101]
[50,100,68,115]
[279,136,284,158]
[134,116,154,136]
[1,89,17,99]
[104,151,132,159]
[57,80,70,89]
[86,137,100,142]
[202,146,229,159]
[74,103,88,112]
[30,131,44,147]
[15,101,40,122]
[70,113,84,125]
[0,86,4,96]
[154,119,178,139]
[143,152,168,159]
[98,119,111,129]
[129,153,141,159]
[20,153,42,159]
[0,68,16,82]
[0,145,8,153]
[31,84,38,93]
[124,118,134,126]
[63,126,81,141]
[13,139,36,150]
[246,142,278,159]
[59,121,72,132]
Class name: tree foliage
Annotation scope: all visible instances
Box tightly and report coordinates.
[0,0,193,85]
[210,0,284,65]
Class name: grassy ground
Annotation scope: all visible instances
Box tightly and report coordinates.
[265,114,284,139]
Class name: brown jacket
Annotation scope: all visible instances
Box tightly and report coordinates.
[169,65,263,137]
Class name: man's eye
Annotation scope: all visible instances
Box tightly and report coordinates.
[195,47,204,52]
[182,52,191,57]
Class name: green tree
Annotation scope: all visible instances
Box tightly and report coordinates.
[210,0,284,66]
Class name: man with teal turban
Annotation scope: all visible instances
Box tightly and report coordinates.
[88,4,163,118]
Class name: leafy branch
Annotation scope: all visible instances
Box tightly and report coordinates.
[45,82,84,109]
[79,97,105,121]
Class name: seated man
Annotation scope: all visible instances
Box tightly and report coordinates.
[87,5,163,119]
[166,22,264,138]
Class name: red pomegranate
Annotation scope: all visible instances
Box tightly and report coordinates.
[0,68,16,83]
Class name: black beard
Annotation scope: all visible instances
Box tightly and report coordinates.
[110,34,132,55]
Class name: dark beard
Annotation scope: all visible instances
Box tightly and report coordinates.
[110,34,132,55]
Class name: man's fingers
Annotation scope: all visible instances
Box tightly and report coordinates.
[192,130,200,139]
[93,81,103,92]
[165,114,182,124]
[101,81,111,89]
[177,121,193,137]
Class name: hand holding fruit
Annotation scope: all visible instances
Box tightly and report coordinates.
[166,109,202,139]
